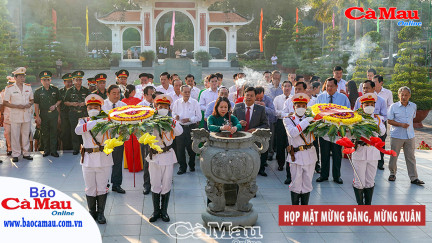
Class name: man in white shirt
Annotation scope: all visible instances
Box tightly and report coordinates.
[135,73,153,100]
[168,79,183,105]
[102,84,127,194]
[271,54,278,69]
[333,66,347,94]
[273,81,293,182]
[228,73,239,102]
[138,86,156,107]
[172,85,202,175]
[283,81,316,115]
[185,74,200,100]
[156,72,174,94]
[199,74,219,112]
[373,75,393,109]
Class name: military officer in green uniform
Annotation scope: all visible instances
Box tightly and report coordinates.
[59,73,73,150]
[92,73,108,99]
[34,71,62,157]
[64,71,90,154]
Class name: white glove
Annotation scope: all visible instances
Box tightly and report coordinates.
[86,120,98,130]
[306,117,314,123]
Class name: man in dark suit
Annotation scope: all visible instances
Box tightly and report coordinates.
[233,87,270,176]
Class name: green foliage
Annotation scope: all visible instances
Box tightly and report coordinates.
[390,30,432,110]
[351,31,384,84]
[140,50,156,62]
[264,28,282,60]
[194,51,211,62]
[292,23,321,75]
[23,24,60,77]
[57,27,86,68]
[314,27,344,80]
[74,57,110,70]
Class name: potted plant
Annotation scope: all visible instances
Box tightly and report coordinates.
[140,50,156,67]
[390,26,432,128]
[194,51,211,67]
[230,57,239,67]
[110,53,121,67]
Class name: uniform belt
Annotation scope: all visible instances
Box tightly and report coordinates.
[356,141,370,147]
[181,123,197,127]
[150,144,173,154]
[82,146,104,153]
[292,144,314,152]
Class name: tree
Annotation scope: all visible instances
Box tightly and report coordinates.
[390,27,432,110]
[0,0,23,90]
[23,23,60,81]
[315,26,344,79]
[350,31,384,84]
[292,23,321,75]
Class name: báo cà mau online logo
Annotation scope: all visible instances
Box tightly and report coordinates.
[345,7,422,27]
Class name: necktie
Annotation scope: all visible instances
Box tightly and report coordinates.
[245,107,251,131]
[112,103,116,109]
[329,95,333,104]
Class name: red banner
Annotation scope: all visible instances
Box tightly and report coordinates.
[259,8,263,52]
[52,9,57,39]
[279,205,425,226]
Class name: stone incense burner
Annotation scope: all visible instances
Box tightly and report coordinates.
[192,128,271,227]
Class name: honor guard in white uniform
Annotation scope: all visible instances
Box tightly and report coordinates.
[352,93,386,205]
[283,93,317,205]
[4,67,34,162]
[147,94,183,222]
[75,94,112,224]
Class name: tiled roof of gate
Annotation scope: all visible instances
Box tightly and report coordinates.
[98,11,249,23]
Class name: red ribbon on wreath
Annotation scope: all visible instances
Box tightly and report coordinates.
[336,136,396,156]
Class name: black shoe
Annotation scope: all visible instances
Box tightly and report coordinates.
[86,195,97,220]
[411,179,425,185]
[51,152,59,157]
[0,160,2,163]
[353,187,364,205]
[73,151,79,155]
[12,157,18,162]
[277,166,284,171]
[96,194,107,224]
[143,187,150,195]
[160,191,171,222]
[7,151,12,156]
[267,155,273,161]
[378,166,384,170]
[284,178,292,185]
[43,152,50,157]
[290,191,301,205]
[264,163,269,167]
[316,177,328,182]
[112,186,126,194]
[23,156,33,160]
[334,178,343,184]
[149,193,161,222]
[177,170,186,175]
[190,168,195,172]
[258,171,267,177]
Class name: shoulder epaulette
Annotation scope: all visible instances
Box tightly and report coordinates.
[25,83,31,86]
[7,84,14,88]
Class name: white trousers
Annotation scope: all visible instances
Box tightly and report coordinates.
[82,166,111,196]
[4,123,11,151]
[289,163,315,194]
[11,122,30,157]
[149,162,173,194]
[352,159,377,189]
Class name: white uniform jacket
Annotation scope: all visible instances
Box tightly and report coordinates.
[75,117,113,168]
[283,115,317,165]
[352,114,386,161]
[146,120,183,166]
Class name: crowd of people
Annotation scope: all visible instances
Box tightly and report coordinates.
[0,65,425,224]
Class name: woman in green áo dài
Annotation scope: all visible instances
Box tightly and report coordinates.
[207,97,242,133]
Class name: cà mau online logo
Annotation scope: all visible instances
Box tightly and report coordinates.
[345,7,422,27]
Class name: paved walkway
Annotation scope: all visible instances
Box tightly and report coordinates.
[0,149,431,242]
